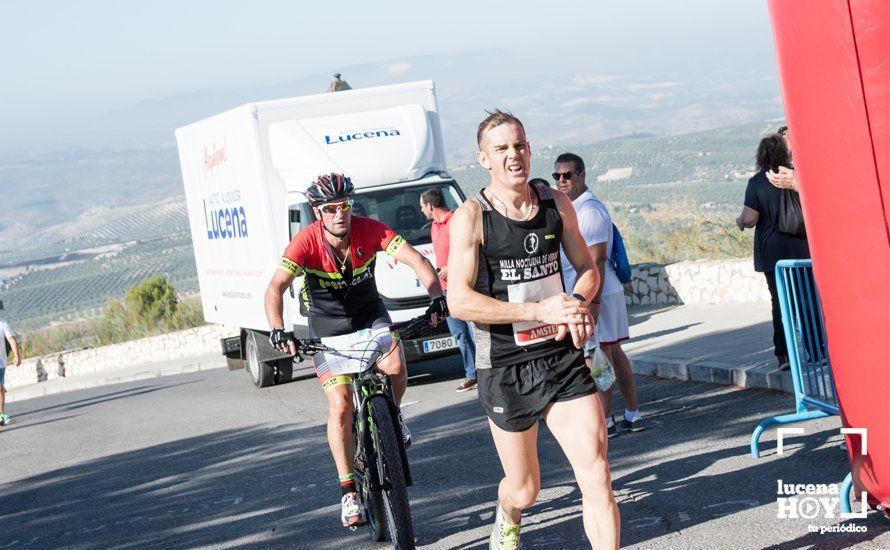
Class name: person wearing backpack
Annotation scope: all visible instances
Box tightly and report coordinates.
[554,153,644,437]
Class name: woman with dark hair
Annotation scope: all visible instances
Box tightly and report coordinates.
[737,134,810,368]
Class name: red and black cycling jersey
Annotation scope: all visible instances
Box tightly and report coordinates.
[278,216,407,319]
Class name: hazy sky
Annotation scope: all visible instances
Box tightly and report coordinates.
[1,0,776,154]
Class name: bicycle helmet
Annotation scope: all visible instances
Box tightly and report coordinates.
[305,173,354,206]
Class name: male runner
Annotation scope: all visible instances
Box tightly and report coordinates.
[447,111,620,549]
[264,173,445,529]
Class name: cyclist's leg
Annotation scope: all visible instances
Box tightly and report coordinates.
[376,338,407,405]
[544,394,620,548]
[488,419,541,524]
[316,354,356,482]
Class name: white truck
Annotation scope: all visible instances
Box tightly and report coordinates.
[175,81,464,387]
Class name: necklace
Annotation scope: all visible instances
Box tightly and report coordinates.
[488,188,536,221]
[333,248,350,272]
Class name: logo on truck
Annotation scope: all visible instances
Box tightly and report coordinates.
[203,139,229,178]
[324,127,401,145]
[203,189,248,240]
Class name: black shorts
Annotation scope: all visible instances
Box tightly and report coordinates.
[477,348,596,432]
[308,301,391,338]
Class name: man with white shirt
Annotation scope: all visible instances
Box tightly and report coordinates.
[554,153,644,437]
[0,317,22,426]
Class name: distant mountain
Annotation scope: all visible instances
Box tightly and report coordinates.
[1,120,780,328]
[0,49,783,259]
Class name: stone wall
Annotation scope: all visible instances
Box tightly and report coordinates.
[625,258,770,306]
[7,324,238,389]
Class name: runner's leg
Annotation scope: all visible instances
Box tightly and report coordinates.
[544,394,620,548]
[488,419,541,524]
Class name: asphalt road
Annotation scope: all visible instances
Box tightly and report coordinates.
[1,357,888,549]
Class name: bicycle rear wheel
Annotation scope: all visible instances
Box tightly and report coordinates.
[369,397,415,549]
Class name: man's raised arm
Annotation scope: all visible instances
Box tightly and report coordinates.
[392,244,443,298]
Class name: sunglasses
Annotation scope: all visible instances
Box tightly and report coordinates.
[318,199,354,214]
[552,171,576,181]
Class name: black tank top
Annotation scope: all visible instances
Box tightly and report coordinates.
[471,183,576,369]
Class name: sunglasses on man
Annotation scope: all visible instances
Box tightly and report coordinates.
[552,171,577,181]
[318,199,354,214]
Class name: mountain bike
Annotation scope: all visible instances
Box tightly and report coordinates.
[293,315,432,550]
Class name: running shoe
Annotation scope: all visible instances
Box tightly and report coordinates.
[456,379,478,392]
[341,492,366,528]
[399,415,412,449]
[618,416,646,433]
[489,503,521,549]
[0,413,10,426]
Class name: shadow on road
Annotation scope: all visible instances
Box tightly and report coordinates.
[2,374,887,548]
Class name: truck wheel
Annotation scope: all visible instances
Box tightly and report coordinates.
[245,330,275,388]
[274,358,294,384]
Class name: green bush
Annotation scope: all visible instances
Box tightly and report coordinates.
[613,197,752,265]
[20,278,205,358]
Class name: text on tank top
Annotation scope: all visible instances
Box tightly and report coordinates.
[472,183,573,369]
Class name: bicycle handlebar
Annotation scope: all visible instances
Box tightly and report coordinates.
[289,311,444,358]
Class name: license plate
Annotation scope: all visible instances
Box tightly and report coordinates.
[422,336,457,353]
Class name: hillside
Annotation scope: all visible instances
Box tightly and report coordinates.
[0,121,775,329]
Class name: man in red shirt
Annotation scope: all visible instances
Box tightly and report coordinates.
[420,188,477,392]
[266,173,445,529]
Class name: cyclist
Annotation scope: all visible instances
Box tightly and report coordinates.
[264,172,446,529]
[447,111,620,549]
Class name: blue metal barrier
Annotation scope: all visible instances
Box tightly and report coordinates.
[750,259,838,458]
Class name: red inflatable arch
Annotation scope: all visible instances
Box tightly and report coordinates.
[767,0,890,508]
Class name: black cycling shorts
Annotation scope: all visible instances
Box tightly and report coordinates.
[477,348,595,432]
[308,301,393,388]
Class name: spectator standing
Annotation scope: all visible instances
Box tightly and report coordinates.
[0,318,22,425]
[554,152,645,437]
[420,188,477,392]
[737,133,810,368]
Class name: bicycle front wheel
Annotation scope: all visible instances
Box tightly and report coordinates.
[369,397,415,549]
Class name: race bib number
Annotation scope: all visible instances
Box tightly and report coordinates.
[507,273,564,346]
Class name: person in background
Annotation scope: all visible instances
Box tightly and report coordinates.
[528,177,552,188]
[0,318,22,426]
[766,126,797,190]
[737,134,810,368]
[554,152,644,437]
[420,188,477,392]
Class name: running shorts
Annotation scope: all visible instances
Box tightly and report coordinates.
[477,348,595,432]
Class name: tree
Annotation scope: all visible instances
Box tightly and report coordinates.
[124,275,179,326]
